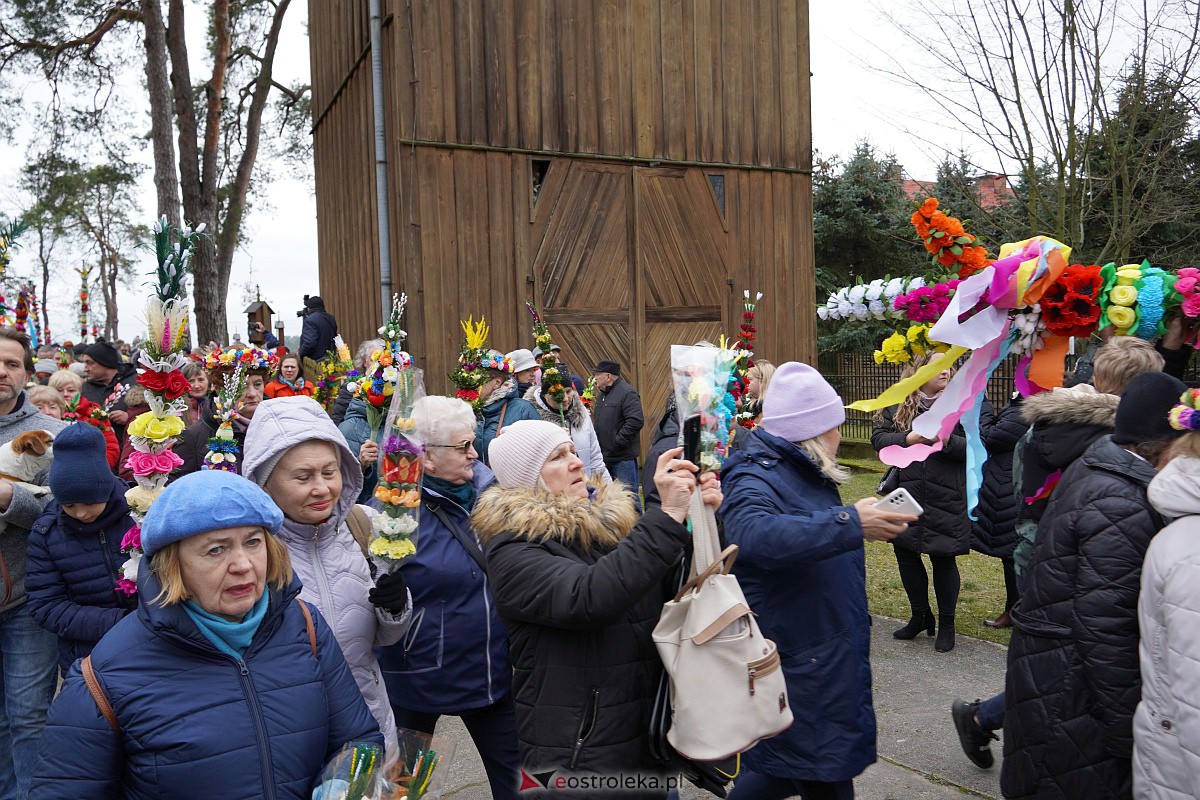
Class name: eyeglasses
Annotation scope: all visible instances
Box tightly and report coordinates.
[428,439,476,454]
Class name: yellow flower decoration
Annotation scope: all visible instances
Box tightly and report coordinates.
[880,332,910,364]
[461,316,490,351]
[1116,266,1142,286]
[127,411,186,442]
[369,537,417,560]
[873,350,885,365]
[1108,306,1137,330]
[1110,285,1139,307]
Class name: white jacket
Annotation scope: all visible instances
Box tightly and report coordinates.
[1136,455,1200,798]
[243,397,412,760]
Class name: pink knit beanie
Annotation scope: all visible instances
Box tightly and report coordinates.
[487,419,573,489]
[760,362,845,443]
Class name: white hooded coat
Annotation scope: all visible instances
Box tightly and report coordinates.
[1136,455,1200,798]
[243,396,410,759]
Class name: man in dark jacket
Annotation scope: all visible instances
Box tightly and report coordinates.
[79,340,136,441]
[591,359,643,503]
[1001,372,1186,800]
[0,327,69,798]
[298,295,338,362]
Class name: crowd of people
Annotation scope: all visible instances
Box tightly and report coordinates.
[0,301,1195,799]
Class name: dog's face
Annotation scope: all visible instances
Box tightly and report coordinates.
[11,430,54,458]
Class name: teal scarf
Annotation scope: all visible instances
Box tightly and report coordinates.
[425,475,478,512]
[184,592,269,660]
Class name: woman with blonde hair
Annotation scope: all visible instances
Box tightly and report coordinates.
[30,470,381,798]
[742,359,776,423]
[872,351,989,652]
[721,362,914,799]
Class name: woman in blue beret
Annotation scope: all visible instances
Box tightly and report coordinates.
[30,470,382,800]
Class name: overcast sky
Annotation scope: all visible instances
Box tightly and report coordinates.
[1,1,945,344]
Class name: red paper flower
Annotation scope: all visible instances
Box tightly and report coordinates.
[137,369,168,393]
[163,371,192,400]
[1041,264,1103,338]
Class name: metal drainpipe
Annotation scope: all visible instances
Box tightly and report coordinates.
[369,0,393,321]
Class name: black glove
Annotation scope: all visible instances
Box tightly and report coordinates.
[368,570,408,615]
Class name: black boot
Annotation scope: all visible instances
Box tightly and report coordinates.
[935,616,956,652]
[893,610,935,640]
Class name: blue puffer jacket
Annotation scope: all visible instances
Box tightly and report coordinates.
[475,382,540,466]
[25,474,137,676]
[30,568,382,800]
[378,464,512,713]
[338,398,381,505]
[718,428,876,782]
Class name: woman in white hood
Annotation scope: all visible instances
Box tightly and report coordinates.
[243,396,411,758]
[1135,390,1200,799]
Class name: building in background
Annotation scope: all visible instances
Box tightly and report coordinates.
[308,0,815,447]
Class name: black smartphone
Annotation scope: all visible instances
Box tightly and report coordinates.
[682,414,702,468]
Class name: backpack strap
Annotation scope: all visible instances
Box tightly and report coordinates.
[427,502,488,573]
[81,601,319,736]
[496,400,509,434]
[81,655,120,734]
[346,504,372,562]
[295,598,318,658]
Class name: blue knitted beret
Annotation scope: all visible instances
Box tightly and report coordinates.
[141,470,284,557]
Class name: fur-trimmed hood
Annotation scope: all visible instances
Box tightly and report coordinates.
[523,383,586,429]
[471,479,638,550]
[1021,384,1118,428]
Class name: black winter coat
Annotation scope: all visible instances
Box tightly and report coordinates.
[1017,387,1118,525]
[971,399,1030,558]
[592,378,644,465]
[25,475,137,676]
[1001,436,1165,800]
[298,309,338,361]
[871,402,988,557]
[641,396,678,510]
[472,481,687,793]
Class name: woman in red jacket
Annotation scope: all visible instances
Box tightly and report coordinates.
[264,353,313,399]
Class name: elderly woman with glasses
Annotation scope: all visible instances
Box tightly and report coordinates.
[377,395,520,800]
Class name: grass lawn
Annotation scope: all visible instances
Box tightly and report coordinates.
[840,458,1013,647]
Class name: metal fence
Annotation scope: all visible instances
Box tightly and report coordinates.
[818,344,1200,442]
[818,351,1039,442]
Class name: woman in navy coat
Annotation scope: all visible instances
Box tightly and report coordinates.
[31,470,381,800]
[719,363,913,800]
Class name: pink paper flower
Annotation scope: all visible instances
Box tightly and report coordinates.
[115,577,138,596]
[124,449,185,477]
[1183,294,1200,318]
[1177,276,1198,295]
[120,525,141,551]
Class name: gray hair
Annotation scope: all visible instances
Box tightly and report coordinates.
[412,395,476,444]
[181,361,206,380]
[354,338,386,370]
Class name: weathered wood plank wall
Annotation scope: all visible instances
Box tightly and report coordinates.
[309,0,813,450]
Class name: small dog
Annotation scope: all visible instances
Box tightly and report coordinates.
[0,430,56,484]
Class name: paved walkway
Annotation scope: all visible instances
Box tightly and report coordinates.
[429,614,1007,798]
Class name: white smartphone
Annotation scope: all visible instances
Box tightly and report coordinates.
[874,487,924,517]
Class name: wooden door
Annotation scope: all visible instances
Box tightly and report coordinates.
[530,160,633,386]
[531,159,732,457]
[634,167,731,450]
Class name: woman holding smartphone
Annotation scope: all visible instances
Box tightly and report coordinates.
[871,352,990,653]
